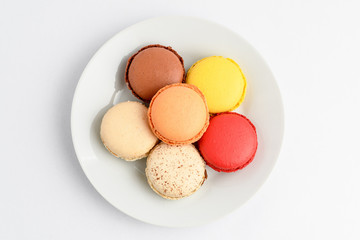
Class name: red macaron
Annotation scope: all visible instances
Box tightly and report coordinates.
[198,112,258,172]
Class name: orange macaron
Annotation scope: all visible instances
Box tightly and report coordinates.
[148,83,209,145]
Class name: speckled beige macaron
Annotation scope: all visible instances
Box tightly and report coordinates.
[100,101,158,161]
[145,142,207,200]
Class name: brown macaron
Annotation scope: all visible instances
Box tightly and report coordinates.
[125,44,185,102]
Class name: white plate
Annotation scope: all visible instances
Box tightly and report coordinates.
[71,16,284,227]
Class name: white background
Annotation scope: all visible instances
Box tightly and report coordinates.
[1,0,359,239]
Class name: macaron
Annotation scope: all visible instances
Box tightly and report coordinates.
[186,56,247,114]
[198,112,257,172]
[100,101,158,161]
[148,83,209,145]
[125,44,185,102]
[145,142,207,200]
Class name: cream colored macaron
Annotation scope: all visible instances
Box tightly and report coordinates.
[145,142,207,200]
[100,101,158,161]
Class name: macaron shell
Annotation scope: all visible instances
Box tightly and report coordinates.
[186,56,246,113]
[148,83,209,145]
[145,143,206,200]
[198,112,257,172]
[125,44,185,101]
[100,101,158,161]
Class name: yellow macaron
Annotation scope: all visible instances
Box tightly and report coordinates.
[186,56,246,114]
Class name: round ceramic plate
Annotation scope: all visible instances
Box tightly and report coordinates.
[71,16,284,227]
